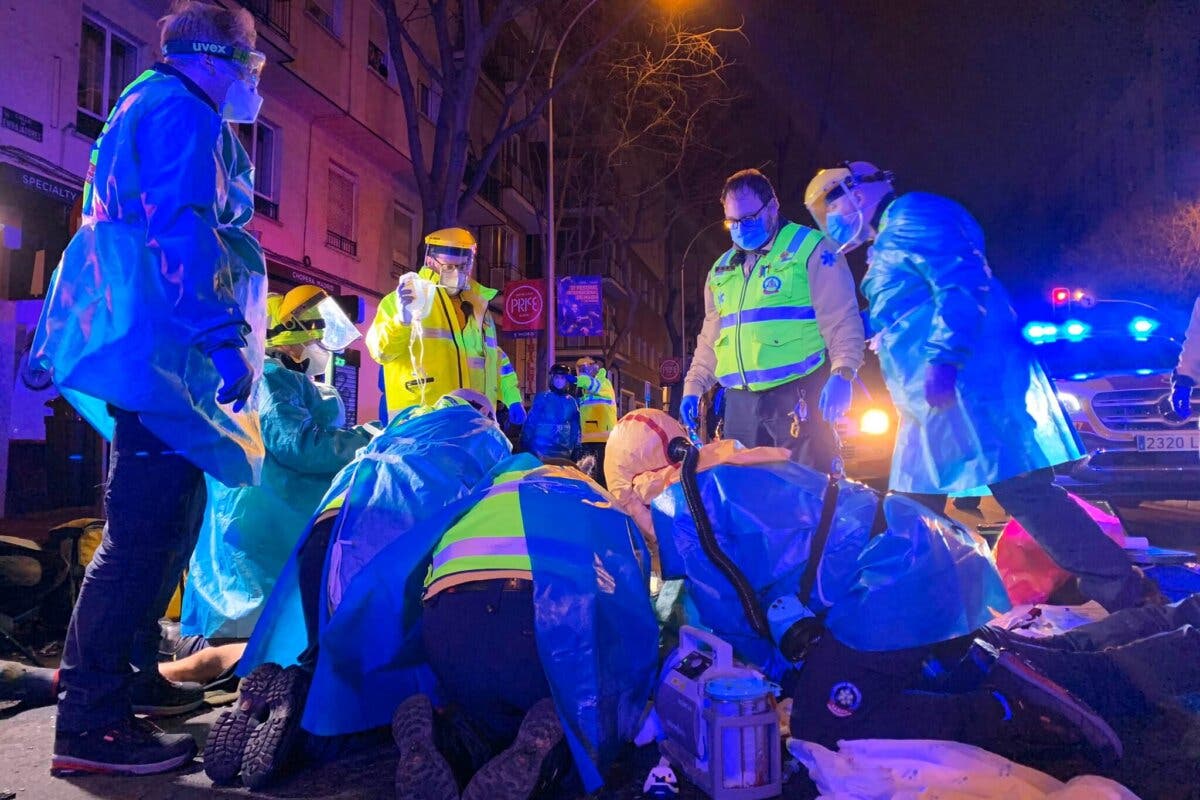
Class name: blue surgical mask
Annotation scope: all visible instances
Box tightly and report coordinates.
[826,210,865,253]
[731,216,771,251]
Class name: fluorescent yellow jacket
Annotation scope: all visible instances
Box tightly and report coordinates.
[709,222,826,391]
[367,268,523,417]
[577,369,617,444]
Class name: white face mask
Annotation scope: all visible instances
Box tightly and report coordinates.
[302,342,331,379]
[222,78,263,124]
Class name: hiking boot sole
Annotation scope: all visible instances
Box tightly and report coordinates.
[51,740,197,777]
[991,648,1123,765]
[240,664,310,790]
[462,698,563,800]
[202,662,281,784]
[392,694,459,800]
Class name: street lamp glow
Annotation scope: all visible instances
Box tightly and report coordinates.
[860,408,890,435]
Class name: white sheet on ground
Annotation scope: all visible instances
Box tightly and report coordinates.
[788,739,1140,800]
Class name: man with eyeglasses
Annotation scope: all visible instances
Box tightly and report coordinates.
[680,169,865,471]
[367,227,526,423]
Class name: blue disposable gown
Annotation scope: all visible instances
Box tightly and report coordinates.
[31,65,266,487]
[518,390,581,461]
[652,460,1009,678]
[863,192,1081,494]
[181,358,371,640]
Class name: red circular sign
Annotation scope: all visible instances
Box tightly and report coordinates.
[505,283,544,326]
[660,358,682,384]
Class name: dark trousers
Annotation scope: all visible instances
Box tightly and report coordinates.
[722,367,838,472]
[57,409,205,732]
[986,594,1200,718]
[421,581,551,750]
[296,516,338,669]
[902,467,1142,611]
[786,634,1004,749]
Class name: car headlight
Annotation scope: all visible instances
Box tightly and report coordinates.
[860,408,890,435]
[1057,391,1082,414]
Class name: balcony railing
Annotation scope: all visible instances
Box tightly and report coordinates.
[325,230,358,256]
[240,0,290,39]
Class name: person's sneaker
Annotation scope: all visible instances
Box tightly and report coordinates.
[977,640,1123,766]
[392,693,460,800]
[462,698,565,800]
[202,662,282,784]
[51,716,197,776]
[239,664,311,790]
[129,670,205,717]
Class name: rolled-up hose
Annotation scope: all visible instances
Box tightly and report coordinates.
[668,437,770,638]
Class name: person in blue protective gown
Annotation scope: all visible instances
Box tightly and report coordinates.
[29,2,269,777]
[204,397,657,797]
[181,286,372,645]
[604,414,1123,768]
[804,162,1157,613]
[517,363,582,463]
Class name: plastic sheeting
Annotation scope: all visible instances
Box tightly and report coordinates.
[182,359,371,640]
[240,403,658,791]
[789,739,1139,800]
[652,461,1010,676]
[32,66,266,487]
[518,390,581,461]
[863,192,1081,495]
[240,400,511,671]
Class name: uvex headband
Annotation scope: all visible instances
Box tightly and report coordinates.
[162,40,266,77]
[823,164,894,203]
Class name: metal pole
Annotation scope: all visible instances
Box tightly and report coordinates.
[545,0,599,379]
[677,219,723,369]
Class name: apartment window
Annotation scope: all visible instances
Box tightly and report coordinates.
[77,16,137,139]
[236,119,280,220]
[392,204,414,272]
[306,0,342,38]
[326,165,357,256]
[368,5,394,83]
[419,81,442,120]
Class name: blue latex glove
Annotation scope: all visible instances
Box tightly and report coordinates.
[507,402,527,425]
[924,362,959,410]
[1172,374,1194,418]
[680,395,700,429]
[818,373,853,421]
[210,346,253,413]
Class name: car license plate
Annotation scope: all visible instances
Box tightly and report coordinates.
[1136,434,1200,451]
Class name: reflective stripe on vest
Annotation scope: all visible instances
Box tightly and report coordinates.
[709,223,826,392]
[424,484,531,586]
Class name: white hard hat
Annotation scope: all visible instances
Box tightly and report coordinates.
[804,161,894,232]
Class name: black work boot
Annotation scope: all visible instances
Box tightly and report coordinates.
[976,640,1122,766]
[129,669,204,717]
[392,693,460,800]
[239,664,311,790]
[52,716,197,776]
[462,698,566,800]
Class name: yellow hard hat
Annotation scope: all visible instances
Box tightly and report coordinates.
[267,284,328,348]
[576,356,597,369]
[424,227,477,250]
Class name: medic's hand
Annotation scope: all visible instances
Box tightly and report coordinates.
[211,346,254,413]
[507,402,527,426]
[924,362,959,410]
[1172,374,1195,418]
[818,373,853,422]
[566,374,578,386]
[680,395,700,430]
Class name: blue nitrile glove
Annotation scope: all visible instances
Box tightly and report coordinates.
[210,346,253,413]
[1172,373,1195,418]
[924,362,959,410]
[507,402,527,425]
[818,373,853,421]
[680,395,700,429]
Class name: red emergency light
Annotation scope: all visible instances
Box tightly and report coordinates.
[1051,287,1070,305]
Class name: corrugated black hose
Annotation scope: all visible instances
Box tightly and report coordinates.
[667,437,770,638]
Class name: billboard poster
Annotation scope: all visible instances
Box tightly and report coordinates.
[557,275,603,337]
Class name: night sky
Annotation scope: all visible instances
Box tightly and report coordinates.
[691,1,1155,292]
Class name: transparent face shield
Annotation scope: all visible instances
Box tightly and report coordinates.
[809,178,867,254]
[426,247,476,293]
[161,40,266,82]
[311,295,362,352]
